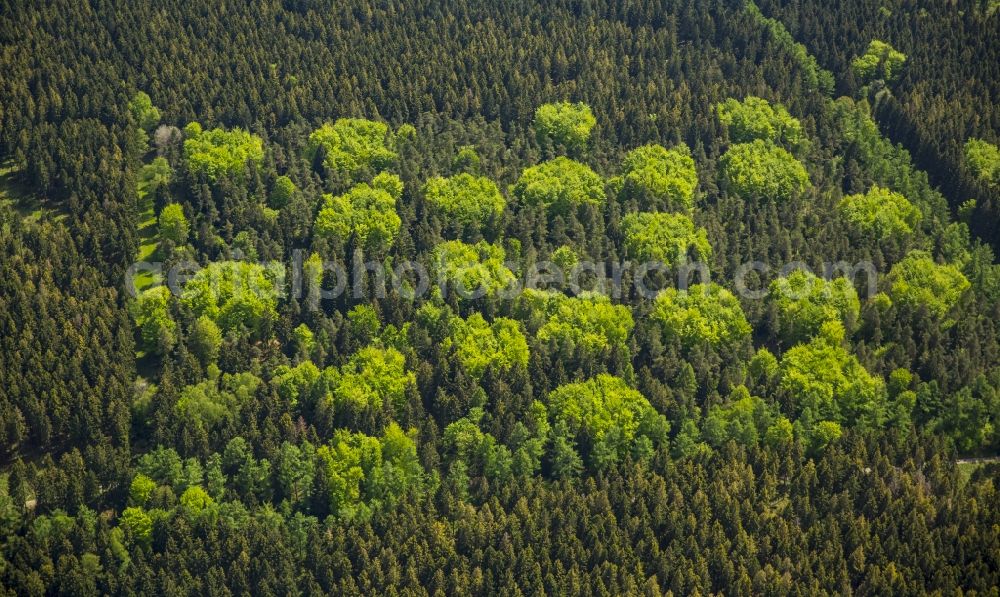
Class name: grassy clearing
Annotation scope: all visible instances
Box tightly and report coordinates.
[133,182,162,292]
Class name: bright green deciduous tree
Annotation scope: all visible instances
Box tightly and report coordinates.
[768,270,861,344]
[887,250,970,318]
[423,173,505,229]
[271,361,321,408]
[270,175,296,208]
[720,139,810,200]
[716,96,805,151]
[129,91,161,131]
[179,486,214,516]
[189,315,223,365]
[181,261,280,334]
[546,375,669,470]
[443,408,514,481]
[703,385,791,448]
[307,118,396,182]
[533,101,597,152]
[839,185,921,239]
[452,145,481,174]
[851,40,907,83]
[652,283,751,349]
[621,211,712,266]
[811,420,844,451]
[175,367,262,428]
[120,507,153,547]
[780,324,887,428]
[128,474,157,507]
[328,346,415,412]
[511,156,605,214]
[158,203,189,245]
[618,143,699,212]
[131,286,177,355]
[965,138,1000,186]
[444,313,529,379]
[518,289,633,354]
[314,180,402,252]
[293,323,315,355]
[316,423,422,520]
[434,240,517,298]
[183,125,264,181]
[550,245,579,272]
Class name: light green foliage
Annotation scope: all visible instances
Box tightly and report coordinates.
[434,240,516,298]
[136,447,185,491]
[183,121,202,138]
[443,408,514,481]
[621,211,712,266]
[176,367,261,428]
[395,123,417,144]
[444,313,528,378]
[511,401,551,476]
[423,173,505,228]
[372,171,404,200]
[452,145,481,174]
[347,304,382,343]
[183,125,264,181]
[302,252,323,307]
[158,203,188,245]
[716,96,805,150]
[271,361,321,407]
[511,156,605,214]
[270,175,296,208]
[749,347,779,381]
[765,416,795,447]
[518,289,633,353]
[618,143,699,211]
[179,486,214,515]
[887,251,970,318]
[293,323,315,355]
[120,507,153,547]
[964,138,1000,186]
[316,423,422,520]
[810,420,844,452]
[720,139,810,200]
[189,315,222,365]
[139,157,171,194]
[181,261,280,334]
[307,118,396,181]
[839,186,921,238]
[129,91,160,131]
[652,283,751,349]
[546,375,669,470]
[768,270,861,344]
[780,326,887,427]
[128,474,157,507]
[935,374,1000,453]
[314,181,402,252]
[328,346,415,412]
[703,386,790,448]
[851,40,907,83]
[131,286,176,355]
[533,101,597,151]
[551,245,579,272]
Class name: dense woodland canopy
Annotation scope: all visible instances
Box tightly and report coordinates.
[0,0,999,594]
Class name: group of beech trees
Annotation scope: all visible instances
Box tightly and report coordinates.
[1,0,999,593]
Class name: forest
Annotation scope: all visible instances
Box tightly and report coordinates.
[0,0,999,594]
